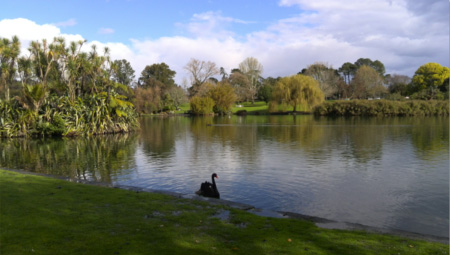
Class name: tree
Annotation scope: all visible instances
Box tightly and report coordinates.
[189,96,214,115]
[338,62,357,84]
[0,36,21,100]
[304,62,341,99]
[271,74,324,112]
[166,86,188,110]
[238,57,263,104]
[351,65,386,99]
[139,62,176,90]
[206,81,237,114]
[184,58,219,97]
[258,77,279,103]
[339,58,386,85]
[22,83,47,115]
[354,58,386,77]
[134,86,161,113]
[228,71,250,102]
[386,74,411,96]
[28,39,59,90]
[137,63,176,112]
[219,67,228,80]
[411,63,449,99]
[111,59,135,86]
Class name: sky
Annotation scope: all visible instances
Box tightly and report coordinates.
[1,0,449,85]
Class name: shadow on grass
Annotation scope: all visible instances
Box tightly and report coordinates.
[1,170,448,255]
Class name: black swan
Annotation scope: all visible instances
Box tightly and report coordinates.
[195,173,220,198]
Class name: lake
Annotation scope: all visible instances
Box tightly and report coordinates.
[1,115,448,238]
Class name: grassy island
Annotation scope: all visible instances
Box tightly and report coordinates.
[1,170,448,254]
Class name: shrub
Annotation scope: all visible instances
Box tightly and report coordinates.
[313,100,449,116]
[236,110,247,116]
[189,96,214,115]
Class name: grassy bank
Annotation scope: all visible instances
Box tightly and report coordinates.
[1,170,448,254]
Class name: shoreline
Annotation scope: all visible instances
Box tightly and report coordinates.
[4,168,448,244]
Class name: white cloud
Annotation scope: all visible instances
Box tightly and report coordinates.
[0,18,84,55]
[98,27,115,34]
[0,0,448,87]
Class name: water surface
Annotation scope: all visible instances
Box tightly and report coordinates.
[1,115,448,237]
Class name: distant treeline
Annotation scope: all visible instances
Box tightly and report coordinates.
[314,100,449,116]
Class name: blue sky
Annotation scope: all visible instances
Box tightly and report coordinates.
[2,0,297,42]
[1,0,448,84]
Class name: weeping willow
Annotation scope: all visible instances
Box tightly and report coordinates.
[270,74,324,112]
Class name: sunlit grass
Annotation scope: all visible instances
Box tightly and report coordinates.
[1,170,447,254]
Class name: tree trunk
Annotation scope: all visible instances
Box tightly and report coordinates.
[6,86,9,101]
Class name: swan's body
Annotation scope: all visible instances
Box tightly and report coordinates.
[195,173,220,198]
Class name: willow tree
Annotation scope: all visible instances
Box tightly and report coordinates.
[206,81,237,114]
[271,74,324,112]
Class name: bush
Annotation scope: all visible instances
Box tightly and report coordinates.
[189,96,214,115]
[313,100,449,116]
[236,110,247,116]
[207,82,237,115]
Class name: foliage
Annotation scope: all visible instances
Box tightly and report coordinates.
[314,99,449,116]
[258,82,274,103]
[206,81,237,114]
[271,74,324,112]
[111,59,135,86]
[410,62,449,99]
[228,71,251,102]
[354,58,386,76]
[386,74,411,96]
[138,62,176,89]
[0,36,20,100]
[303,62,341,98]
[350,65,387,99]
[338,58,386,85]
[0,91,138,138]
[134,86,161,114]
[164,86,188,111]
[189,96,215,115]
[0,36,138,137]
[238,57,263,104]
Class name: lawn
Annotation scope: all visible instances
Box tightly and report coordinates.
[1,170,447,254]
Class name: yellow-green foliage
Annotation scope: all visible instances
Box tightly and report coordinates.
[314,100,450,116]
[271,74,324,112]
[189,96,215,115]
[206,82,237,114]
[412,63,449,91]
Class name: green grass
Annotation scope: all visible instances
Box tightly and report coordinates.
[1,169,448,254]
[174,103,191,114]
[231,101,269,114]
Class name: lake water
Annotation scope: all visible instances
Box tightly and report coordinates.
[1,115,448,238]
